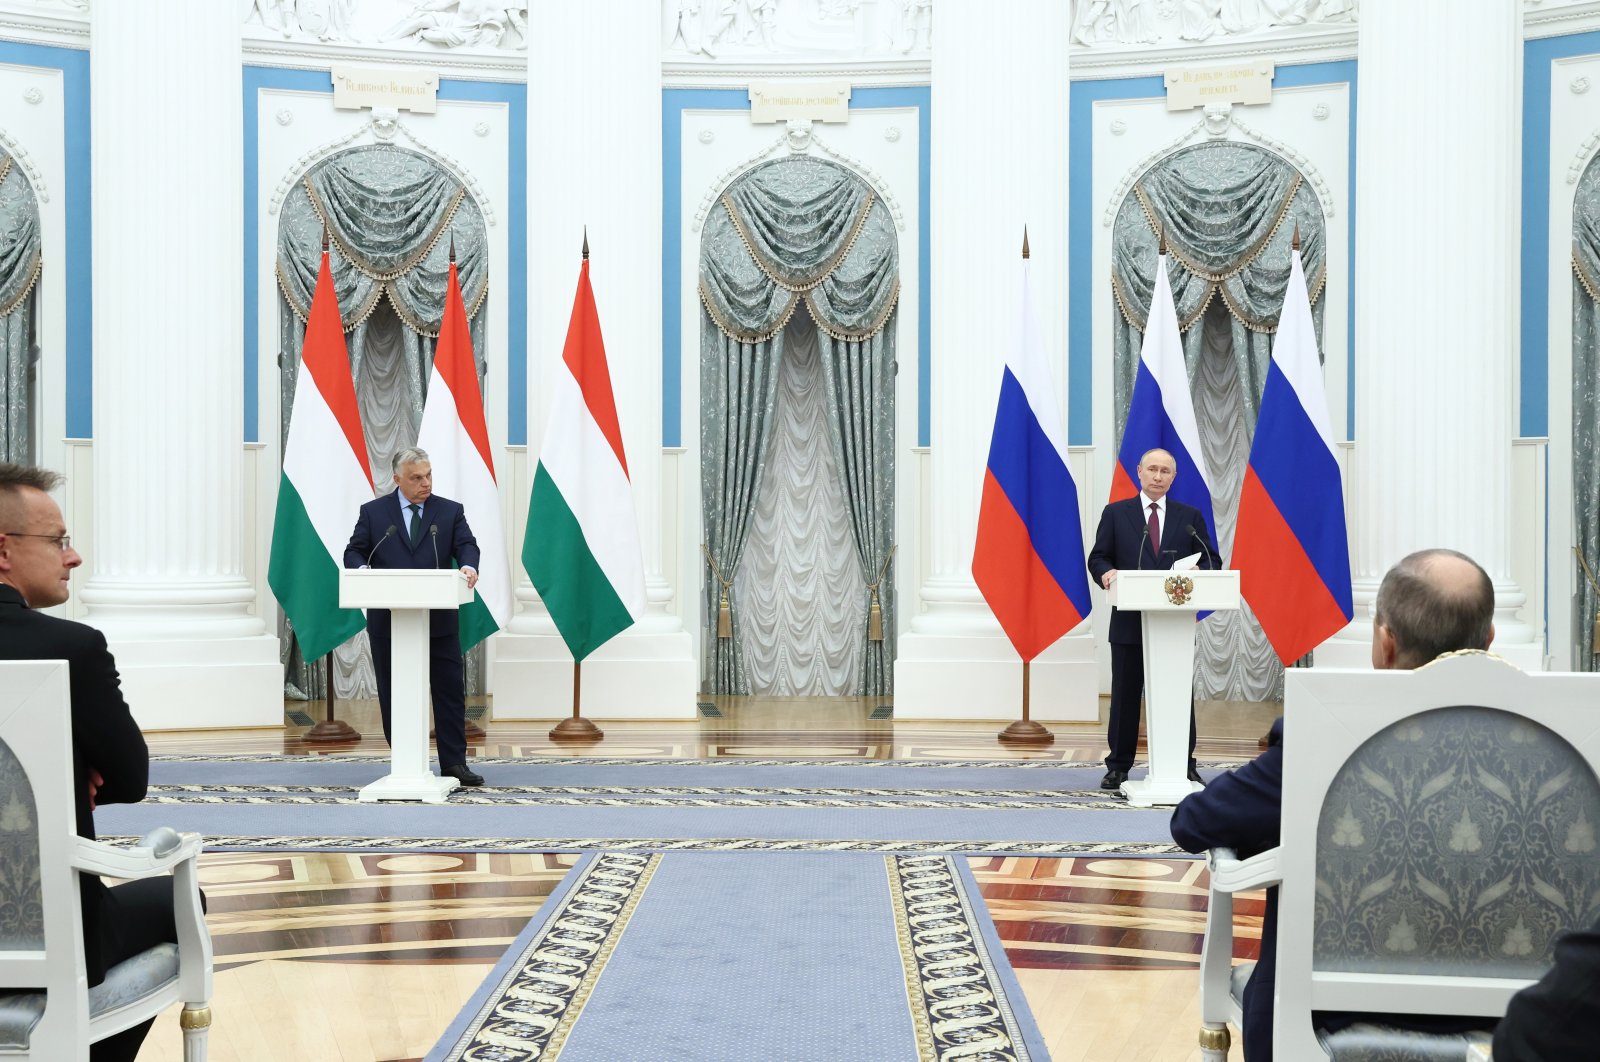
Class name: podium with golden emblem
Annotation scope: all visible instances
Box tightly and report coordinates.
[1107,569,1241,806]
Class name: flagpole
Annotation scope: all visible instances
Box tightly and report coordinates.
[304,652,360,743]
[549,659,604,742]
[994,227,1055,748]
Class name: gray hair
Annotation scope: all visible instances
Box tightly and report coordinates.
[0,463,64,528]
[391,447,430,474]
[1374,548,1494,668]
[1139,447,1177,471]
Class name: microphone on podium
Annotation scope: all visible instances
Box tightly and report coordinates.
[429,524,440,568]
[365,525,396,567]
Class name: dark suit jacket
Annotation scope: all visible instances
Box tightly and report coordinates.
[1087,495,1217,644]
[342,492,481,639]
[0,583,149,986]
[1493,919,1600,1060]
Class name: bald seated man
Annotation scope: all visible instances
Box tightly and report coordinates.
[1170,548,1497,1061]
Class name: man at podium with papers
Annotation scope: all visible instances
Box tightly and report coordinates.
[345,447,484,787]
[1087,447,1217,791]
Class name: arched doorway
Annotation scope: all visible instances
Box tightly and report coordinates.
[698,156,899,697]
[1109,140,1329,700]
[274,143,491,701]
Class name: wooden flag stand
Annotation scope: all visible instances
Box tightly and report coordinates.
[549,660,604,742]
[304,654,361,743]
[998,660,1054,746]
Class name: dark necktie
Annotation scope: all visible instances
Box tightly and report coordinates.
[407,503,423,548]
[1147,502,1161,565]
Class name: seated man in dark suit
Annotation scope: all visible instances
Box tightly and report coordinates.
[1169,548,1496,1061]
[1493,917,1600,1060]
[344,446,484,786]
[0,462,182,1062]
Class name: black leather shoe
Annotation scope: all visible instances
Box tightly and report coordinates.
[442,763,484,787]
[1188,768,1206,786]
[1100,769,1128,790]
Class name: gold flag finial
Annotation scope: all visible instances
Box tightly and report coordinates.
[1021,226,1030,260]
[1292,222,1301,252]
[582,226,590,261]
[321,225,330,253]
[1157,224,1168,257]
[449,232,456,264]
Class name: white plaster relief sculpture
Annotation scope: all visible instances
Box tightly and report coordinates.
[0,128,47,203]
[242,0,357,41]
[661,0,929,60]
[242,0,529,51]
[380,0,527,48]
[1073,0,1356,48]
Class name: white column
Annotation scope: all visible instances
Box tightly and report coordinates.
[494,5,696,718]
[1318,0,1539,669]
[78,1,278,728]
[894,0,1096,719]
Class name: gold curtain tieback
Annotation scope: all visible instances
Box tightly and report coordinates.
[865,545,896,642]
[702,544,734,640]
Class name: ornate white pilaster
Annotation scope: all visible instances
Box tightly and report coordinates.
[495,5,696,718]
[893,0,1096,719]
[1318,0,1540,669]
[78,1,278,729]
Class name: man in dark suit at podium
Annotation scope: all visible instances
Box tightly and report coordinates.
[344,447,484,786]
[1086,447,1216,791]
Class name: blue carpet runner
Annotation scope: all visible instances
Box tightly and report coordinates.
[428,852,1048,1062]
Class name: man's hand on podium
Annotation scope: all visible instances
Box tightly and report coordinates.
[462,566,479,590]
[1100,569,1117,590]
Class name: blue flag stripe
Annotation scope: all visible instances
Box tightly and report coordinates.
[1116,360,1217,545]
[1248,362,1354,612]
[985,369,1093,616]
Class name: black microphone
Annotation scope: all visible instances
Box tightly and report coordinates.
[1136,521,1150,571]
[366,525,396,567]
[429,524,440,568]
[1189,526,1218,569]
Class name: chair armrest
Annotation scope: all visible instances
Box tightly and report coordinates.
[1208,846,1282,893]
[72,830,203,878]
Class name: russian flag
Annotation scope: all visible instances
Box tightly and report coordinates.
[1111,253,1217,550]
[1232,243,1352,664]
[972,249,1092,661]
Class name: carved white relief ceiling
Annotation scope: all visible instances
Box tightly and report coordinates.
[661,0,929,62]
[1069,0,1356,50]
[242,0,529,53]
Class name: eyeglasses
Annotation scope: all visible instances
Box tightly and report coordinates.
[2,532,72,551]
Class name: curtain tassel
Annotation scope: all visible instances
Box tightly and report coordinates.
[718,586,733,640]
[868,588,883,642]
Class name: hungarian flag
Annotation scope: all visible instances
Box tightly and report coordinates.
[417,252,511,650]
[268,245,371,661]
[973,247,1091,660]
[1233,241,1352,662]
[522,248,645,660]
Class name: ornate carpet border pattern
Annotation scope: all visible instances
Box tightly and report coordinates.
[443,851,660,1061]
[140,785,1142,812]
[103,834,1188,856]
[889,855,1033,1062]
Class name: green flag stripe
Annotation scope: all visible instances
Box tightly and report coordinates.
[523,464,634,661]
[458,589,499,652]
[267,475,366,662]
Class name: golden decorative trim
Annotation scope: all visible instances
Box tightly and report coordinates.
[1197,1026,1230,1051]
[301,177,467,283]
[178,1005,213,1031]
[804,277,901,342]
[1135,173,1303,284]
[696,279,802,344]
[0,249,41,320]
[886,856,939,1062]
[1575,247,1600,304]
[0,154,12,186]
[542,854,662,1059]
[383,277,490,338]
[721,188,877,294]
[1110,270,1149,333]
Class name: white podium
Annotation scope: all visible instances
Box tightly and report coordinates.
[340,569,473,803]
[1108,569,1240,807]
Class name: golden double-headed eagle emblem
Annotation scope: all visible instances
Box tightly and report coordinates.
[1163,574,1195,606]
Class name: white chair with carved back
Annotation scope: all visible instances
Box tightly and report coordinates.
[0,660,213,1060]
[1197,843,1280,1059]
[1269,652,1600,1060]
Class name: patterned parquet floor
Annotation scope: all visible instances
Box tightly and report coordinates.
[131,696,1274,1061]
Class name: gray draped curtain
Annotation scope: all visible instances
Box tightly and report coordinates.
[700,156,898,696]
[1111,141,1327,701]
[276,144,489,701]
[1571,154,1600,671]
[0,153,42,463]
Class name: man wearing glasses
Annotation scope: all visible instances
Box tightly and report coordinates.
[0,462,174,1062]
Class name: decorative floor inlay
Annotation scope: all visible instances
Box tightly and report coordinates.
[889,855,1033,1062]
[442,853,660,1061]
[151,752,1248,769]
